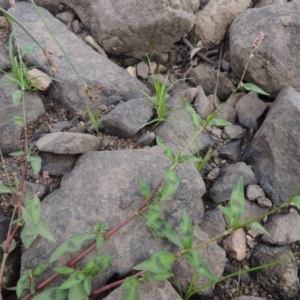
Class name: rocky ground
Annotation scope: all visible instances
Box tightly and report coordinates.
[0,0,300,300]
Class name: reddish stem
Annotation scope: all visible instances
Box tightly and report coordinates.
[22,179,164,299]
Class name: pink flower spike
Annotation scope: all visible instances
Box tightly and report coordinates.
[251,32,264,50]
[43,171,50,179]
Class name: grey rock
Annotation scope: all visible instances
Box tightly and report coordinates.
[235,91,268,131]
[224,264,252,286]
[244,87,300,205]
[251,244,299,300]
[246,184,265,201]
[56,11,75,25]
[23,181,47,199]
[173,225,226,296]
[215,103,237,123]
[50,118,79,132]
[262,210,300,245]
[0,209,9,243]
[30,124,48,144]
[171,81,193,97]
[198,208,226,242]
[219,139,241,161]
[178,87,198,104]
[227,92,246,108]
[0,51,11,70]
[221,59,231,72]
[154,96,214,155]
[123,57,139,67]
[255,0,287,7]
[234,297,266,300]
[223,228,246,261]
[21,147,206,290]
[240,200,269,224]
[103,280,182,300]
[257,196,272,208]
[99,98,153,138]
[12,3,149,114]
[189,63,235,101]
[230,1,300,97]
[29,0,63,14]
[40,152,78,176]
[36,132,100,154]
[208,162,257,203]
[223,125,244,139]
[148,74,172,90]
[194,85,214,119]
[0,123,21,155]
[136,132,155,147]
[91,0,196,58]
[0,0,10,12]
[71,20,83,34]
[136,61,150,80]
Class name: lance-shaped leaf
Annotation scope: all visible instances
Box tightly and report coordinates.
[178,154,202,164]
[50,233,96,263]
[242,83,270,95]
[83,275,92,296]
[83,254,114,276]
[121,277,139,300]
[143,204,162,226]
[248,221,271,237]
[156,136,176,164]
[32,263,50,277]
[54,267,75,275]
[12,90,24,107]
[21,224,38,249]
[16,274,29,298]
[207,118,231,127]
[27,155,42,175]
[191,113,201,129]
[32,287,68,300]
[68,282,89,300]
[0,185,11,194]
[37,217,56,243]
[229,178,245,227]
[11,116,24,126]
[31,195,41,225]
[149,218,183,248]
[289,196,300,209]
[59,272,85,290]
[147,272,174,281]
[157,169,180,202]
[133,251,176,273]
[137,178,151,199]
[180,210,194,249]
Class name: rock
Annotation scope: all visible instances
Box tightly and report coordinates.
[255,0,288,8]
[30,125,48,144]
[27,68,52,91]
[208,162,257,203]
[178,87,198,104]
[40,152,78,176]
[194,85,214,119]
[84,36,107,56]
[189,63,235,101]
[56,11,75,25]
[172,225,226,296]
[230,1,300,97]
[194,0,251,46]
[91,0,196,58]
[12,2,149,114]
[147,74,171,90]
[136,61,150,80]
[219,139,241,161]
[23,181,47,199]
[126,66,137,78]
[223,228,247,261]
[223,125,244,139]
[207,167,220,181]
[0,77,45,154]
[154,96,214,155]
[103,280,182,300]
[235,92,268,131]
[71,20,82,34]
[207,94,221,107]
[0,0,10,13]
[0,51,11,70]
[21,147,206,291]
[246,185,265,201]
[98,98,153,138]
[136,132,155,147]
[36,132,100,154]
[198,208,226,241]
[257,196,272,208]
[251,244,299,300]
[227,92,246,108]
[50,118,79,132]
[261,210,300,245]
[234,297,266,300]
[215,103,237,124]
[224,264,252,286]
[221,59,231,72]
[0,16,8,28]
[244,87,300,205]
[30,0,63,14]
[240,200,269,224]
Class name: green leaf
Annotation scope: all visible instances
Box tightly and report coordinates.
[68,282,89,300]
[82,275,92,296]
[86,107,99,134]
[218,206,233,221]
[197,258,218,282]
[147,272,174,281]
[12,90,24,107]
[32,287,68,300]
[27,155,42,175]
[16,274,28,298]
[21,44,36,57]
[133,251,176,273]
[11,116,24,126]
[248,221,271,237]
[54,267,75,275]
[242,83,270,95]
[96,234,104,249]
[121,277,139,289]
[21,224,38,249]
[0,185,11,194]
[31,195,41,224]
[50,233,96,263]
[149,218,183,248]
[207,118,231,127]
[191,113,201,129]
[156,136,176,164]
[37,217,56,243]
[156,136,168,150]
[143,204,162,226]
[123,286,139,300]
[22,207,37,228]
[159,169,180,201]
[9,150,25,157]
[289,196,300,209]
[180,210,194,249]
[32,263,50,277]
[137,178,151,199]
[83,254,114,276]
[59,272,85,290]
[178,155,202,164]
[2,238,17,254]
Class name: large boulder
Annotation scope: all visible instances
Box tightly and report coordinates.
[91,0,197,58]
[230,1,300,97]
[244,87,300,205]
[11,2,149,114]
